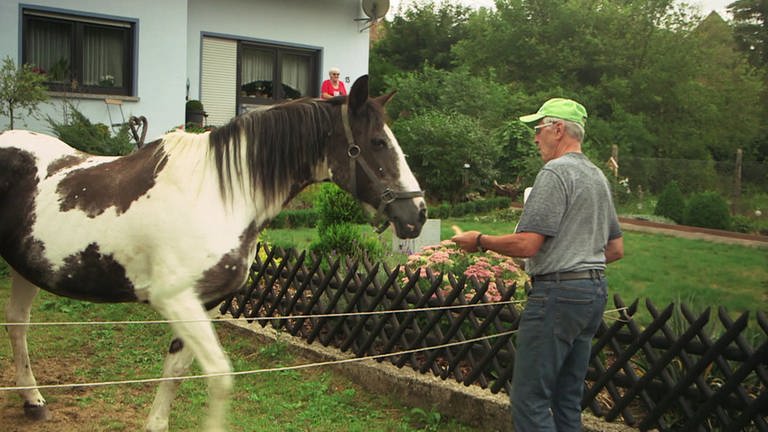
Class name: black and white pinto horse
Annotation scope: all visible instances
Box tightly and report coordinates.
[0,75,426,431]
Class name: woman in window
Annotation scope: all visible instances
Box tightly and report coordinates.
[320,67,346,99]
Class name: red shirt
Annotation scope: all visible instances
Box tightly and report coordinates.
[321,80,347,97]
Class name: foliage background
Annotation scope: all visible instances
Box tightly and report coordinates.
[371,0,768,205]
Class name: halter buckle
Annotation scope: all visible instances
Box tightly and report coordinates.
[381,188,398,204]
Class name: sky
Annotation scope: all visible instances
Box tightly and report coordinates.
[386,0,734,20]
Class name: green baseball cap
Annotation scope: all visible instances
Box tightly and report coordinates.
[519,98,588,127]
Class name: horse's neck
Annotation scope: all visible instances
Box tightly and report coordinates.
[161,129,329,227]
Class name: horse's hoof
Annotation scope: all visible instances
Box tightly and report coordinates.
[23,403,51,421]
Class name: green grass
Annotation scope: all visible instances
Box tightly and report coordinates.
[607,231,767,313]
[0,280,478,431]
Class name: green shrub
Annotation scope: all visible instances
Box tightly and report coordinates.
[655,181,685,224]
[0,257,9,278]
[684,191,731,230]
[309,223,382,260]
[47,103,134,156]
[185,99,204,111]
[428,203,453,219]
[427,197,511,219]
[314,183,367,230]
[730,214,756,234]
[310,183,380,259]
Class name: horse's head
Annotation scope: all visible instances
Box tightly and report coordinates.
[326,75,426,239]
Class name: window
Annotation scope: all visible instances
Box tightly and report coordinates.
[22,8,136,96]
[238,41,318,106]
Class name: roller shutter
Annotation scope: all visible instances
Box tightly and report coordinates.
[201,37,237,126]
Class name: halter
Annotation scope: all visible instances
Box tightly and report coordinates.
[341,103,424,233]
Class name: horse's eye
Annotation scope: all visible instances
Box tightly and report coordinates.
[371,138,387,149]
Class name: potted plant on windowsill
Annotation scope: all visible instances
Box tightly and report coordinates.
[185,99,207,127]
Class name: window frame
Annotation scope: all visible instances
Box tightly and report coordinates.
[236,40,319,107]
[21,7,137,97]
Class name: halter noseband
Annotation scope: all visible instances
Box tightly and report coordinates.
[341,103,424,233]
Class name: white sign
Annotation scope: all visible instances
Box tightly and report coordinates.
[392,219,441,255]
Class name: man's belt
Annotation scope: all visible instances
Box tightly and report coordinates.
[531,269,604,282]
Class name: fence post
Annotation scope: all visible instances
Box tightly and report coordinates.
[609,144,619,178]
[733,148,743,213]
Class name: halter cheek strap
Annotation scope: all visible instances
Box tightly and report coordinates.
[341,104,424,233]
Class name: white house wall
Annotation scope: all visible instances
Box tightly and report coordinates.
[1,0,370,139]
[0,0,188,140]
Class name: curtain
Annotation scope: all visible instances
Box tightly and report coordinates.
[241,47,273,98]
[25,19,72,82]
[281,53,310,98]
[83,26,124,87]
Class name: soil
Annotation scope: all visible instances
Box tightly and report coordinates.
[0,357,152,432]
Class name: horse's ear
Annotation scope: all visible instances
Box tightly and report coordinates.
[348,74,369,113]
[373,91,396,107]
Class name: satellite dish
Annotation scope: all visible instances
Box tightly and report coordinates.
[361,0,390,20]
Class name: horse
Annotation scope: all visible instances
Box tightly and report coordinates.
[0,75,426,432]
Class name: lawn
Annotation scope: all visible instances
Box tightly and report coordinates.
[0,277,479,432]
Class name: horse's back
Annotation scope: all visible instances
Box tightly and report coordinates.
[0,130,83,162]
[0,129,256,305]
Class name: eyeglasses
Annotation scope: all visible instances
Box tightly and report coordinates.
[534,122,557,135]
[331,73,340,76]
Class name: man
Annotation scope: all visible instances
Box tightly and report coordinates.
[452,98,624,431]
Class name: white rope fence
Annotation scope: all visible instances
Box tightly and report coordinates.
[0,328,518,392]
[0,302,630,393]
[0,299,528,327]
[0,300,629,328]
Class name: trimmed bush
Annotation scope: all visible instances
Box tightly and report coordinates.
[428,197,511,219]
[314,183,367,230]
[684,191,731,230]
[655,181,685,224]
[310,183,380,259]
[310,224,383,259]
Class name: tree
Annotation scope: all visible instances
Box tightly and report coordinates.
[370,1,472,93]
[382,65,517,128]
[393,111,501,202]
[374,0,767,194]
[728,0,768,67]
[0,56,48,130]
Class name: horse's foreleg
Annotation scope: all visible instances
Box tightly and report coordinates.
[148,291,232,432]
[144,337,195,432]
[5,270,50,420]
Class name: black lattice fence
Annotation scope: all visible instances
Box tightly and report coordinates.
[220,244,767,431]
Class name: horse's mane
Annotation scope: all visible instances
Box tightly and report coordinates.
[204,99,334,204]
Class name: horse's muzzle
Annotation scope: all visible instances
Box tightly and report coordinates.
[389,201,427,239]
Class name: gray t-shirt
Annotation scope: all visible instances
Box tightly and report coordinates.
[515,152,622,276]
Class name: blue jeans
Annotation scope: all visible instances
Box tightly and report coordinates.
[510,277,608,432]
